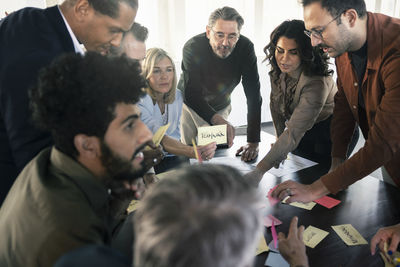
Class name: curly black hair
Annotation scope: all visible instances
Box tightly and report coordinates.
[29,52,145,158]
[263,19,333,80]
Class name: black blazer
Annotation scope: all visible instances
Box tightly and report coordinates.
[0,6,75,203]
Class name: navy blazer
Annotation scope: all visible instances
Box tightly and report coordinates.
[0,6,75,203]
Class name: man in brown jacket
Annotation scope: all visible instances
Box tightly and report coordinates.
[272,0,400,201]
[0,53,153,267]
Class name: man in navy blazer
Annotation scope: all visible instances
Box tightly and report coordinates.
[0,0,138,204]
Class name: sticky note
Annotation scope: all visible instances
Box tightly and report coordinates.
[268,240,279,253]
[145,123,170,150]
[315,196,341,209]
[265,252,290,267]
[267,185,280,206]
[263,214,282,228]
[255,235,269,255]
[282,198,316,210]
[303,225,329,248]
[197,125,227,145]
[331,224,368,246]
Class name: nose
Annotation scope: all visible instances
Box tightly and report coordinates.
[310,35,322,47]
[110,32,124,47]
[138,121,153,145]
[222,36,230,46]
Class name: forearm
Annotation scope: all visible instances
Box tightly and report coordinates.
[161,135,194,158]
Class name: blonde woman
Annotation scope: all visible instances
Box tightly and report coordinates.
[139,48,216,166]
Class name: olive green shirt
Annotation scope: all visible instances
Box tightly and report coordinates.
[0,147,114,267]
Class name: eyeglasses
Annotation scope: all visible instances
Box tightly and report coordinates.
[304,12,343,40]
[210,28,240,43]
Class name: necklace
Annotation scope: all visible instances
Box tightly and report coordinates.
[161,103,168,125]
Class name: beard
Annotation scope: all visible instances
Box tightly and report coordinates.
[99,141,146,186]
[211,43,236,59]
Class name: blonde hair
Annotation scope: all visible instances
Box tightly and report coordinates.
[142,48,177,104]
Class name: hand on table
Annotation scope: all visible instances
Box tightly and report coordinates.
[271,179,329,203]
[211,114,235,147]
[197,142,217,160]
[236,142,259,162]
[278,216,309,267]
[370,223,400,255]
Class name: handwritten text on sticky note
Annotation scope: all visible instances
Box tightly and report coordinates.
[332,224,368,246]
[197,125,227,145]
[303,225,329,248]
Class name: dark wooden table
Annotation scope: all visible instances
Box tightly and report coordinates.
[219,133,400,267]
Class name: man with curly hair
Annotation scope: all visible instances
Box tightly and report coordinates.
[0,0,138,204]
[0,53,152,267]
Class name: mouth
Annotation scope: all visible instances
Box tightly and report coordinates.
[280,63,291,69]
[131,143,148,162]
[159,83,170,87]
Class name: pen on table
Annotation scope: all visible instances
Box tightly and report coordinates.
[192,139,202,163]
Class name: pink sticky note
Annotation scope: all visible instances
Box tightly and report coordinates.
[271,220,278,249]
[267,185,280,206]
[263,214,282,228]
[315,196,341,209]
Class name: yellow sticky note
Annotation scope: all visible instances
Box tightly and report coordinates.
[145,124,170,150]
[255,235,269,255]
[303,225,329,248]
[331,224,368,246]
[282,197,316,210]
[197,125,227,145]
[127,200,141,213]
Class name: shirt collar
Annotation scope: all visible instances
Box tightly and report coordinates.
[50,147,109,212]
[58,6,86,55]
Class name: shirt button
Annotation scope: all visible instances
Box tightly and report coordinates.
[354,82,358,86]
[353,105,357,109]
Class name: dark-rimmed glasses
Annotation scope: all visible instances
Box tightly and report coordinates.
[210,28,240,44]
[304,12,343,39]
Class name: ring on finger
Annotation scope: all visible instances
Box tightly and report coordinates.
[286,188,292,196]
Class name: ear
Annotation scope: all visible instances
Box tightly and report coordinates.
[73,0,93,23]
[74,134,101,159]
[206,25,211,39]
[344,9,358,28]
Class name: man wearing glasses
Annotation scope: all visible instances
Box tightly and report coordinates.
[272,0,400,202]
[178,6,262,162]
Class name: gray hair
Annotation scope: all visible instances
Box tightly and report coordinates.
[133,164,264,267]
[208,6,244,31]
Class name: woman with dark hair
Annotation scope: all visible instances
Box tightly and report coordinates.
[249,20,357,181]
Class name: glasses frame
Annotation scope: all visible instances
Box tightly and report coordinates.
[304,12,344,40]
[210,28,240,44]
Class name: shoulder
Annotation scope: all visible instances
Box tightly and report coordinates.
[183,33,208,52]
[298,72,334,92]
[175,89,183,100]
[138,94,154,107]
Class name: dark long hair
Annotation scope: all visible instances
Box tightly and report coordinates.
[264,19,333,78]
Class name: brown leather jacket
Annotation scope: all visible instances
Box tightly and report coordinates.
[321,12,400,193]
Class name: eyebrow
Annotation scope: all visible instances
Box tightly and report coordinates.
[121,114,140,125]
[276,46,297,52]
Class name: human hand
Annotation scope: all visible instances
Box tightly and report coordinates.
[271,179,329,203]
[278,216,309,267]
[236,142,259,162]
[243,168,265,187]
[143,173,159,188]
[370,223,400,255]
[197,142,217,160]
[211,114,235,147]
[142,144,164,171]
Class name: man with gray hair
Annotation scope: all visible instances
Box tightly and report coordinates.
[134,164,264,267]
[178,6,262,162]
